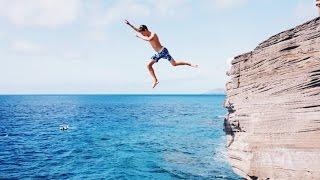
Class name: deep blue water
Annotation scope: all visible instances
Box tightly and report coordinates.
[0,95,240,179]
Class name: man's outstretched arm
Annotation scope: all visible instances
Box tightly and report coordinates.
[136,32,155,41]
[124,19,139,32]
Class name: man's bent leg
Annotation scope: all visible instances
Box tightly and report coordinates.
[147,60,159,88]
[170,60,198,68]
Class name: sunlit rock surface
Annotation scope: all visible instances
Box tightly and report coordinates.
[224,17,320,179]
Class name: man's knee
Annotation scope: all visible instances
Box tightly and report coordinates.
[170,61,177,66]
[147,61,154,69]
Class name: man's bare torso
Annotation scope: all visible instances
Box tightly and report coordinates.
[148,32,163,52]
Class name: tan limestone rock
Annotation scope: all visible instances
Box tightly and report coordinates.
[224,17,320,179]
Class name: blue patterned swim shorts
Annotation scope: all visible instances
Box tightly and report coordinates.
[151,47,173,62]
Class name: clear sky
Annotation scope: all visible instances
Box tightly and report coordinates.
[0,0,317,94]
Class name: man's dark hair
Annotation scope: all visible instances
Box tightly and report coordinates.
[139,25,148,32]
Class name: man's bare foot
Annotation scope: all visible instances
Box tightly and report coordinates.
[152,81,159,88]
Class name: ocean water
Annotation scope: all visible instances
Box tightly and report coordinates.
[0,95,240,179]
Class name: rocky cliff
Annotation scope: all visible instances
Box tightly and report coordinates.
[224,17,320,179]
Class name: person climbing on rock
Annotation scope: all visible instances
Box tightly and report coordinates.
[124,20,198,88]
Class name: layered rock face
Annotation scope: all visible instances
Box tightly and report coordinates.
[224,18,320,179]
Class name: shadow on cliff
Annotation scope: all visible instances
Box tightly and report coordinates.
[224,101,236,147]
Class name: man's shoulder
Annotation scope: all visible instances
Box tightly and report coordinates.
[151,32,158,38]
[149,32,157,38]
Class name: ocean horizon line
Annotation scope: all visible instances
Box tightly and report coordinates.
[0,93,226,96]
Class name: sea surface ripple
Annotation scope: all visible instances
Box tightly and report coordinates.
[0,95,240,179]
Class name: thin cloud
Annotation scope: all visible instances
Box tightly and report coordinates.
[86,0,150,41]
[87,30,108,41]
[212,0,248,9]
[11,40,45,55]
[92,0,190,26]
[0,0,81,28]
[92,0,150,27]
[0,31,3,39]
[10,40,85,60]
[63,51,82,60]
[151,0,191,18]
[294,0,317,23]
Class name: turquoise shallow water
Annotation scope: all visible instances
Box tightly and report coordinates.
[0,95,240,179]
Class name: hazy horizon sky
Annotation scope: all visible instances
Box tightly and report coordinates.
[0,0,317,94]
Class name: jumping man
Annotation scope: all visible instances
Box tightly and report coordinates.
[124,20,198,88]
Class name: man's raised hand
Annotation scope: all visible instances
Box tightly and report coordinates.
[125,20,139,32]
[124,19,130,25]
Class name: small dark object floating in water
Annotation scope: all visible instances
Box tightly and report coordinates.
[60,124,69,130]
